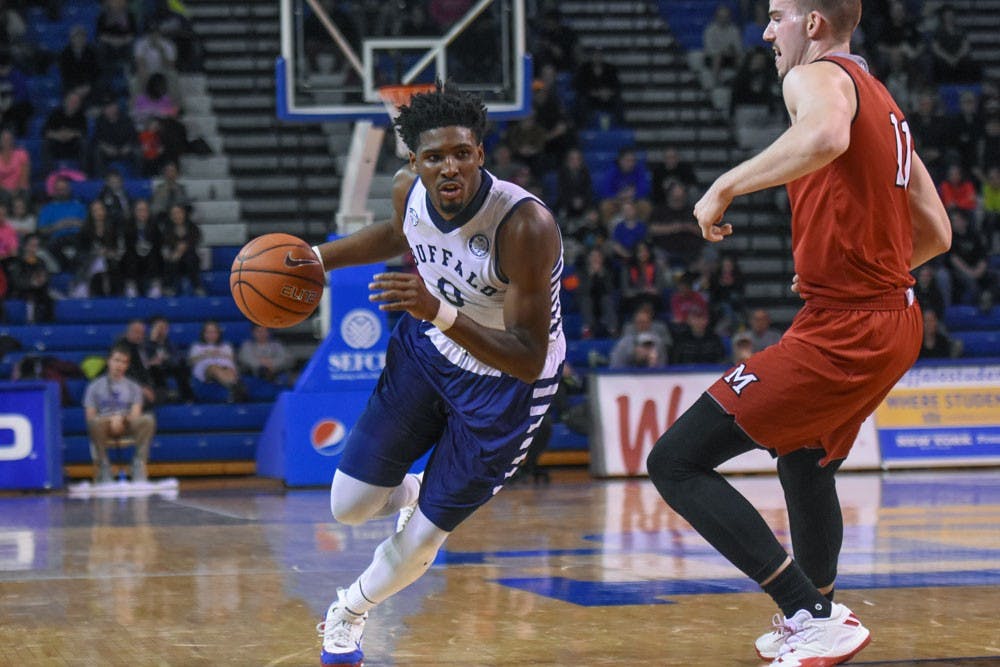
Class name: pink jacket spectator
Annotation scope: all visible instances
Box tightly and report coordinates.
[0,147,30,193]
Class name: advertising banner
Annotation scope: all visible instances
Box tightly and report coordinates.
[875,364,1000,468]
[0,381,63,490]
[588,371,880,477]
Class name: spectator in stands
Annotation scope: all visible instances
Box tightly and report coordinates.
[572,48,623,129]
[150,160,189,219]
[75,199,123,297]
[555,147,594,222]
[0,51,33,138]
[648,180,703,270]
[876,1,925,80]
[7,192,35,237]
[95,0,138,83]
[98,169,133,230]
[930,5,980,84]
[531,8,578,73]
[161,203,203,296]
[948,90,984,173]
[597,148,652,223]
[0,198,17,261]
[913,263,947,317]
[611,302,673,367]
[132,73,187,166]
[648,146,697,206]
[144,314,193,402]
[90,96,139,177]
[577,247,618,339]
[974,114,1000,187]
[37,176,86,270]
[741,0,769,49]
[0,1,30,71]
[918,307,956,359]
[133,19,177,94]
[487,143,522,182]
[189,320,247,402]
[59,25,101,102]
[121,198,163,298]
[83,342,156,483]
[239,325,294,383]
[532,65,575,174]
[945,208,994,307]
[882,50,915,115]
[908,88,949,181]
[980,165,1000,253]
[42,91,88,173]
[731,330,754,364]
[151,2,204,73]
[707,253,745,335]
[669,271,709,325]
[0,126,29,200]
[730,46,778,117]
[138,117,166,177]
[702,4,743,88]
[6,233,54,322]
[609,200,647,262]
[504,113,548,179]
[938,164,978,214]
[670,305,725,364]
[747,308,781,353]
[115,318,155,404]
[612,331,668,369]
[620,240,669,318]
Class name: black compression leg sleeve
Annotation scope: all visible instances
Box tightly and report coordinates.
[646,393,789,583]
[777,448,844,590]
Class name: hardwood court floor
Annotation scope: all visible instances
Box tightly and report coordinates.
[1,469,998,666]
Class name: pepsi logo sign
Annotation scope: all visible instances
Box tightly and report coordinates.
[311,419,346,456]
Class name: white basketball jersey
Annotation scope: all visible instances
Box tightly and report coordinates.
[402,170,564,376]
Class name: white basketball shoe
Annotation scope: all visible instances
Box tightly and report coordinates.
[755,612,792,660]
[318,588,366,666]
[768,603,871,666]
[395,471,424,532]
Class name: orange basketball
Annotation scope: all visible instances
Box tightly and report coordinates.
[230,233,326,328]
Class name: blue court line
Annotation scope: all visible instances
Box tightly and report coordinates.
[493,570,1000,606]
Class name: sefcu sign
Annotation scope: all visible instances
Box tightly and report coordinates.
[327,308,386,380]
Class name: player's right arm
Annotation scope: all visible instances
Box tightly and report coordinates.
[311,167,416,270]
[906,152,951,269]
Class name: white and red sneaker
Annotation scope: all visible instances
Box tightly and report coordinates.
[769,603,871,666]
[756,612,792,660]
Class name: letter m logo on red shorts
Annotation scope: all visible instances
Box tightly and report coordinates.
[723,364,759,396]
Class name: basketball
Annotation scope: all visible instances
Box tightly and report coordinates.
[230,233,325,328]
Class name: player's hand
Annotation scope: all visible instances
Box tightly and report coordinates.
[368,272,439,321]
[791,273,802,296]
[693,187,734,242]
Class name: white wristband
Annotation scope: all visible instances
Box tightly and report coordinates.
[311,245,326,272]
[431,300,458,331]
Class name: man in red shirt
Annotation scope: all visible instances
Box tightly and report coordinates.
[645,1,952,665]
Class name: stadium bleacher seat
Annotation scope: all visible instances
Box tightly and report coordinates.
[0,319,252,352]
[945,305,1000,332]
[951,331,1000,357]
[61,402,272,435]
[62,433,259,465]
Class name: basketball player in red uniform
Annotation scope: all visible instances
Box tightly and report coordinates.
[646,1,951,665]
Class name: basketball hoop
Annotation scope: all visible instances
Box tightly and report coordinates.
[379,83,436,158]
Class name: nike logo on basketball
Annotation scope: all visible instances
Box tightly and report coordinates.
[284,252,320,268]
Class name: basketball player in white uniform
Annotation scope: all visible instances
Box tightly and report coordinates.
[310,81,565,666]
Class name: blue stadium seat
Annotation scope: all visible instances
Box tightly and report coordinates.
[0,319,251,352]
[579,129,635,153]
[190,378,231,403]
[123,178,153,200]
[211,246,242,269]
[201,270,234,296]
[3,299,28,324]
[61,402,272,435]
[54,296,244,323]
[945,305,1000,332]
[63,432,259,465]
[548,422,588,451]
[953,330,1000,357]
[566,337,617,367]
[70,179,104,202]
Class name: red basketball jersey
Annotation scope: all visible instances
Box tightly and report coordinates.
[787,54,915,302]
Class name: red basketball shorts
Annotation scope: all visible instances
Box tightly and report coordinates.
[708,291,921,464]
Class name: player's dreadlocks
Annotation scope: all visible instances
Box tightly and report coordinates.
[393,80,488,154]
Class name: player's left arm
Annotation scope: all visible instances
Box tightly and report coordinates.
[694,62,853,240]
[369,201,559,383]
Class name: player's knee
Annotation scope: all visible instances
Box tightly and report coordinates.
[646,431,694,508]
[330,495,377,526]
